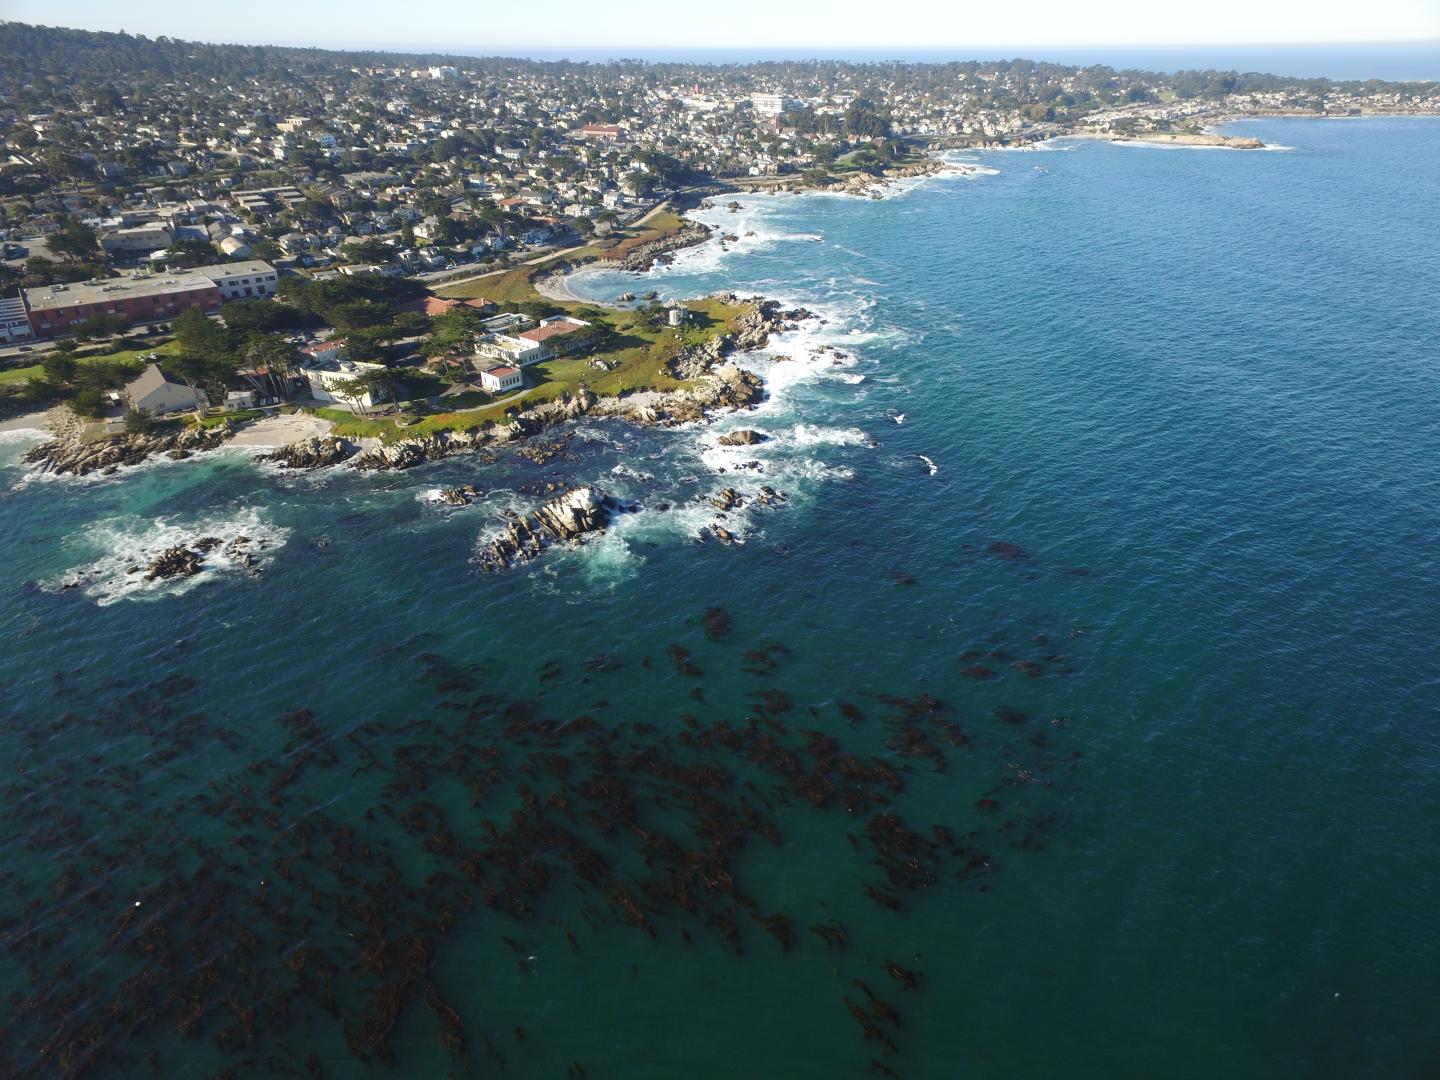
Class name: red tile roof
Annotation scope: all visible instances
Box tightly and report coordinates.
[518,321,581,343]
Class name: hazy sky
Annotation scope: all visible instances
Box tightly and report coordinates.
[8,0,1440,52]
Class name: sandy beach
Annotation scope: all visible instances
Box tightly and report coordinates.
[0,408,59,437]
[533,266,629,306]
[228,412,335,447]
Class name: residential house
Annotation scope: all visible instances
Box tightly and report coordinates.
[126,363,207,415]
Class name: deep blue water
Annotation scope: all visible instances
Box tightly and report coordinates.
[2,118,1439,1077]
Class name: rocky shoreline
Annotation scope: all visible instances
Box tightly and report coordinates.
[609,219,713,271]
[23,420,237,477]
[17,293,806,480]
[338,296,799,473]
[1083,129,1265,149]
[730,158,964,197]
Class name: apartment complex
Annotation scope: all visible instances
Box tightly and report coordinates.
[18,261,277,338]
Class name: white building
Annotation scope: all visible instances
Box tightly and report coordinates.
[301,358,389,410]
[0,296,35,343]
[297,339,348,367]
[190,260,279,301]
[101,224,172,255]
[478,364,523,394]
[749,93,797,117]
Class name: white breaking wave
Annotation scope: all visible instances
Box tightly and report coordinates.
[918,455,939,475]
[44,508,289,606]
[0,427,49,445]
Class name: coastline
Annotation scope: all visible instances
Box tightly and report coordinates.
[15,298,806,477]
[0,409,59,437]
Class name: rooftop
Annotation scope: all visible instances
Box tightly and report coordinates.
[26,272,217,311]
[518,321,584,343]
[126,362,187,397]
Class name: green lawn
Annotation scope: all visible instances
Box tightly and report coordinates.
[0,338,179,385]
[314,294,747,442]
[439,204,687,310]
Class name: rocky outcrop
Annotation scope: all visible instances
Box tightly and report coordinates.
[24,422,236,477]
[614,221,712,271]
[144,546,205,581]
[730,299,814,351]
[666,335,729,380]
[476,487,636,572]
[350,428,492,471]
[257,436,357,469]
[596,365,766,425]
[665,299,813,381]
[708,487,743,512]
[322,300,797,475]
[1113,131,1264,149]
[717,429,769,446]
[438,484,481,506]
[137,535,263,581]
[732,157,958,197]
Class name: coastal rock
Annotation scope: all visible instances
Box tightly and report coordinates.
[23,422,235,477]
[1110,130,1264,149]
[476,486,636,572]
[717,429,769,446]
[666,335,728,380]
[349,429,489,471]
[613,221,712,272]
[709,487,743,512]
[731,299,814,351]
[512,437,571,465]
[438,484,481,506]
[143,546,205,581]
[257,436,357,470]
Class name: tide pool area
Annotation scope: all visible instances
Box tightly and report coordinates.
[1,117,1438,1078]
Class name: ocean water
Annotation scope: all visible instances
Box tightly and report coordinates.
[2,117,1439,1077]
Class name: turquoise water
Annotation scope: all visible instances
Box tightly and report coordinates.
[2,118,1438,1077]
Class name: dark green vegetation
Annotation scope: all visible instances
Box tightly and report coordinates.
[2,21,1433,196]
[0,618,1079,1075]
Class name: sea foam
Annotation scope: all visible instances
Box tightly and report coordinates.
[45,508,289,606]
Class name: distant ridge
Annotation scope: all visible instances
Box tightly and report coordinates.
[1,21,1435,91]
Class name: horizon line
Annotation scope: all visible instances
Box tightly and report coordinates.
[8,23,1440,55]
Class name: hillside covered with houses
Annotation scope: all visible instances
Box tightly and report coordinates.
[1,21,1436,435]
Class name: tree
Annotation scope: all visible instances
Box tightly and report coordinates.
[41,353,78,385]
[48,217,99,263]
[340,237,394,265]
[220,299,309,333]
[360,367,400,406]
[423,305,483,356]
[331,375,373,415]
[122,408,155,434]
[74,313,129,341]
[69,387,107,419]
[243,334,297,400]
[174,306,231,364]
[161,238,220,268]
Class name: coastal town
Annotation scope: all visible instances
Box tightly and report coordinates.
[2,20,1438,463]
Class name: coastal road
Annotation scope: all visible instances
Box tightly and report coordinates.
[420,200,671,292]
